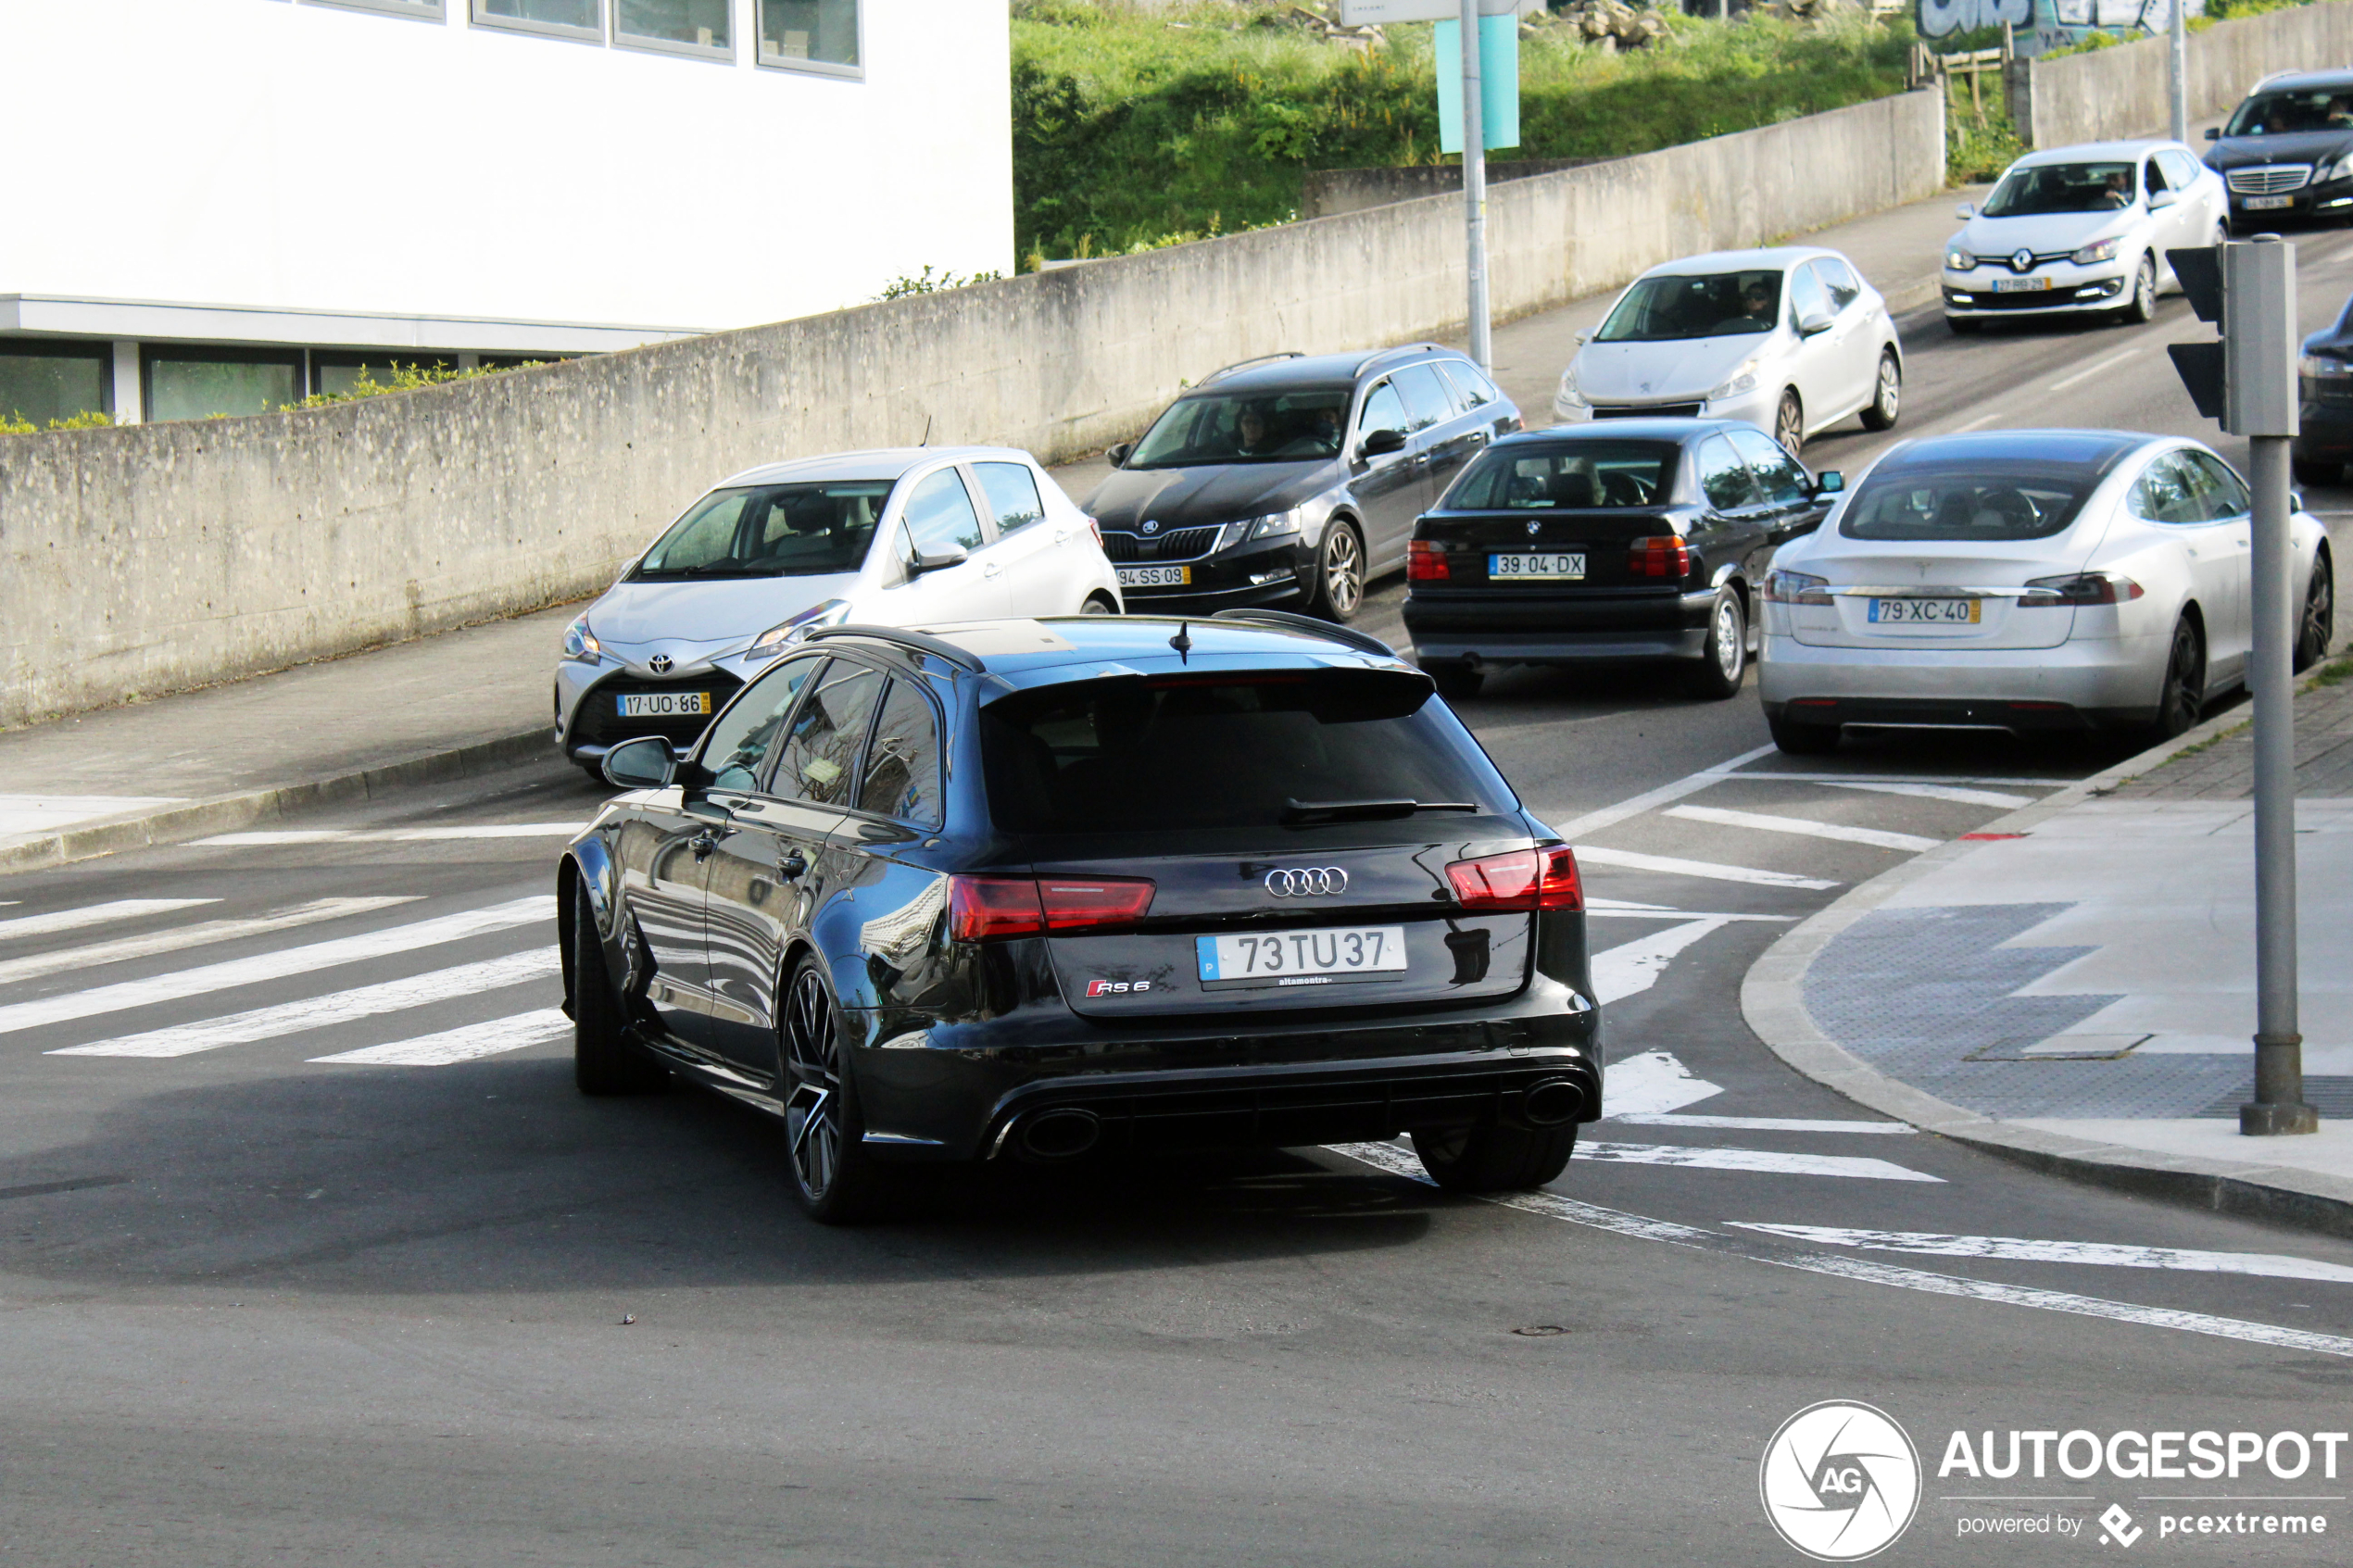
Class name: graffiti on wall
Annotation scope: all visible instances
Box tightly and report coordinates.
[1917,0,2030,38]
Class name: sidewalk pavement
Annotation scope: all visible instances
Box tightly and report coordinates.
[1747,669,2353,1239]
[0,181,1986,875]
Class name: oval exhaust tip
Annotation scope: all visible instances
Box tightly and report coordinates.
[1016,1107,1102,1160]
[1521,1079,1583,1128]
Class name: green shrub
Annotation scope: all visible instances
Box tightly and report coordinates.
[875,265,1008,300]
[0,408,115,435]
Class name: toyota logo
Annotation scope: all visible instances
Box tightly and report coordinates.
[2010,248,2034,274]
[648,654,673,674]
[1265,867,1347,897]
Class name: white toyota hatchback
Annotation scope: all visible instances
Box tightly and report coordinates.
[1552,246,1903,455]
[554,446,1121,775]
[1758,431,2333,754]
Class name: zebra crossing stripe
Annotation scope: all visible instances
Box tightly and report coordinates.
[1571,846,1839,891]
[1726,1224,2353,1286]
[1573,1141,1943,1183]
[1666,804,1941,854]
[195,823,586,847]
[1818,781,2034,809]
[311,1009,571,1066]
[0,899,220,942]
[47,947,562,1059]
[0,896,555,1037]
[0,897,414,988]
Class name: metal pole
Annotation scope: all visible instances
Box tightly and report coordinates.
[2244,429,2317,1134]
[1461,0,1491,373]
[2169,0,2188,144]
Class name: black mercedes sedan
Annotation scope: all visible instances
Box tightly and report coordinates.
[1401,421,1841,699]
[2298,288,2353,487]
[1084,345,1522,623]
[2204,69,2353,231]
[559,612,1602,1222]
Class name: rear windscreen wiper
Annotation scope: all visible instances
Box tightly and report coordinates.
[1281,797,1480,824]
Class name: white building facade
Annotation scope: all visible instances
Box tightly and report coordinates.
[0,0,1013,424]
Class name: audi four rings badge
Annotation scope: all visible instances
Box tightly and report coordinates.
[1265,867,1347,897]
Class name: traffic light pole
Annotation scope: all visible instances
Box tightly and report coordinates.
[2245,429,2317,1135]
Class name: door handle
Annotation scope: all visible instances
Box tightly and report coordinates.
[689,831,720,861]
[777,848,809,881]
[983,560,1002,577]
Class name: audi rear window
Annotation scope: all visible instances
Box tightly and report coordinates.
[1840,465,2095,542]
[981,672,1514,834]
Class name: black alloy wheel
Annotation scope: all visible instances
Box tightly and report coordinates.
[2151,616,2206,740]
[1308,521,1365,622]
[1768,709,1841,755]
[1773,389,1805,457]
[1412,1120,1578,1192]
[782,956,881,1223]
[1688,587,1747,700]
[2119,255,2158,326]
[571,894,668,1096]
[2296,559,2335,673]
[1423,659,1484,701]
[1860,349,1902,432]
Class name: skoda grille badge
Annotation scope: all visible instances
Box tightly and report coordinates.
[1141,520,1159,534]
[648,654,673,675]
[1265,867,1348,897]
[2011,248,2033,273]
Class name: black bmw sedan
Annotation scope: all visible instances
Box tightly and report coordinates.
[1085,345,1522,623]
[1402,421,1840,699]
[559,613,1600,1222]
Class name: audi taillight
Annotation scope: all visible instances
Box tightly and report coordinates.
[1628,535,1691,579]
[1444,847,1582,912]
[948,874,1154,941]
[1038,877,1155,931]
[1409,540,1452,581]
[2020,571,2145,608]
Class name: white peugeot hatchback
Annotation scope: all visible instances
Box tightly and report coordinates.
[1552,246,1903,455]
[1758,431,2333,754]
[554,446,1121,776]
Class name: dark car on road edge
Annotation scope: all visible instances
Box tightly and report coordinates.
[2204,69,2353,229]
[2297,291,2353,487]
[560,612,1602,1222]
[1085,345,1523,623]
[1402,420,1842,700]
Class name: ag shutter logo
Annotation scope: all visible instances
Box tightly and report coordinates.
[1761,1400,1922,1562]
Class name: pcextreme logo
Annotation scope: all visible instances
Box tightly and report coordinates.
[1760,1400,1923,1561]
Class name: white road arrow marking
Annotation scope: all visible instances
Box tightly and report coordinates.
[1726,1224,2353,1285]
[1667,804,1941,854]
[1592,919,1731,1004]
[1575,1141,1943,1182]
[1602,1048,1722,1116]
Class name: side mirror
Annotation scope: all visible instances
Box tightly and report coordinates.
[1574,329,1593,345]
[1813,470,1844,496]
[1106,441,1133,467]
[1359,427,1408,458]
[1797,308,1833,337]
[1955,201,1977,220]
[2150,188,2179,208]
[602,735,676,789]
[911,542,969,575]
[2205,127,2221,141]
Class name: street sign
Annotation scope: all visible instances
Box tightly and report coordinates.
[1340,0,1537,21]
[1436,14,1520,152]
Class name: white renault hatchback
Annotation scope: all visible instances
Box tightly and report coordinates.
[554,446,1121,775]
[1758,431,2333,754]
[1551,246,1903,455]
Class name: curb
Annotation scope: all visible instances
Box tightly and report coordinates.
[0,727,555,878]
[1739,689,2353,1241]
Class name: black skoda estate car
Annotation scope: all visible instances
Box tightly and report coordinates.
[2204,69,2353,230]
[1085,345,1522,623]
[559,612,1601,1222]
[1402,421,1840,700]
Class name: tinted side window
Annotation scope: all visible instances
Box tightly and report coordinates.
[1789,264,1831,324]
[2129,454,2209,525]
[857,679,946,826]
[2182,450,2251,518]
[701,654,827,793]
[775,661,887,807]
[1359,379,1408,437]
[902,469,986,555]
[1390,364,1454,431]
[1697,435,1760,510]
[974,461,1047,536]
[1729,427,1812,507]
[1816,257,1862,311]
[1436,359,1499,411]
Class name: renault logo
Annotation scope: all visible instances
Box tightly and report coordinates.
[1265,867,1347,897]
[648,654,673,674]
[2010,248,2034,273]
[1141,520,1159,534]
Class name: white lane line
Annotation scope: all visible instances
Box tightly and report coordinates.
[1733,773,2065,787]
[1572,846,1839,891]
[2046,345,2146,395]
[1818,780,2033,809]
[1327,1142,2353,1360]
[1541,743,1780,841]
[1666,803,1941,854]
[1728,1225,2353,1285]
[1592,919,1732,1005]
[1617,1113,1915,1135]
[0,899,219,942]
[1590,906,1797,922]
[312,1009,570,1066]
[0,896,556,1037]
[1575,1141,1944,1181]
[195,823,586,846]
[1604,1049,1724,1117]
[0,897,416,988]
[48,947,561,1058]
[1953,411,2005,433]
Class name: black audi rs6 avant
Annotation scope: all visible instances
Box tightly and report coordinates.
[558,611,1602,1222]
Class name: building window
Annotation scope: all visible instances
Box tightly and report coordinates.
[760,0,859,75]
[615,0,733,57]
[0,342,110,428]
[299,0,446,20]
[472,0,604,43]
[308,353,456,398]
[145,351,302,424]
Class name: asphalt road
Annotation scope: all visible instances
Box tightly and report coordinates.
[6,244,2353,1565]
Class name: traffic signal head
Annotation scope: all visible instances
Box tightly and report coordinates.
[2163,239,2299,439]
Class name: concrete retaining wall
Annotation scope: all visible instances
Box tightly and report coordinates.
[1301,156,1613,220]
[2016,0,2353,148]
[0,88,1943,731]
